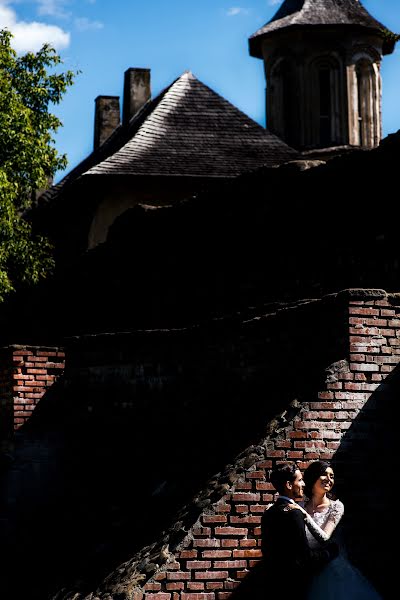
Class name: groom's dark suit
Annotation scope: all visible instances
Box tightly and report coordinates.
[261,497,338,598]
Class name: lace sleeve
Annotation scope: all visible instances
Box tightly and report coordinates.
[304,500,344,543]
[330,499,344,525]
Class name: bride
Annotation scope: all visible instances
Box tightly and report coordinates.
[292,460,382,600]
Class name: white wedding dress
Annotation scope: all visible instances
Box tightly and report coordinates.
[305,499,382,600]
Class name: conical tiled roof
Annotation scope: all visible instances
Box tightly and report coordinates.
[249,0,395,57]
[85,71,296,178]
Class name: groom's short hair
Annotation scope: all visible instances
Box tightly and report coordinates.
[270,462,299,495]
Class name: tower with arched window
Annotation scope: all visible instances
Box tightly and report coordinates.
[249,0,396,150]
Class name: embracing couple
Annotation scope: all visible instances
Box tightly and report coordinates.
[261,460,382,600]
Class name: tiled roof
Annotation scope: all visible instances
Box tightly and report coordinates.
[85,71,296,178]
[249,0,394,57]
[38,96,153,205]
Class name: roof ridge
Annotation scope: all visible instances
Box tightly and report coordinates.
[84,70,296,179]
[41,69,297,197]
[167,71,277,136]
[37,75,189,204]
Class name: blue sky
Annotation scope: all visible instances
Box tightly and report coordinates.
[1,0,399,182]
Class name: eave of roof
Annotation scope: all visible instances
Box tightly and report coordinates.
[37,90,168,206]
[249,0,396,58]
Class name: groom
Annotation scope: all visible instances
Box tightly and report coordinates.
[261,462,338,598]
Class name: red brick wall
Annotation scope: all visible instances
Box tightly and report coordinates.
[0,345,65,434]
[131,291,400,600]
[1,290,398,599]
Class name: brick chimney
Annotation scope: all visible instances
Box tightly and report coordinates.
[93,95,120,150]
[123,68,151,126]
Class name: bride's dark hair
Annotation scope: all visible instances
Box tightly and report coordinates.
[303,460,334,499]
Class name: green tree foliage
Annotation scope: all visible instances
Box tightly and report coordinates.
[0,29,75,301]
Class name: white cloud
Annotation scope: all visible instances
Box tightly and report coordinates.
[37,0,70,19]
[0,3,70,52]
[268,0,281,5]
[227,7,249,16]
[74,16,103,31]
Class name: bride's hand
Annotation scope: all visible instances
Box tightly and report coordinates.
[284,503,307,515]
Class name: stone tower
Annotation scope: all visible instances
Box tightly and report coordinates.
[249,0,396,150]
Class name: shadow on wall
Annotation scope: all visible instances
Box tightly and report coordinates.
[333,362,398,599]
[228,560,267,600]
[0,367,395,600]
[0,303,346,600]
[0,374,308,598]
[210,367,398,600]
[2,133,400,346]
[0,294,393,599]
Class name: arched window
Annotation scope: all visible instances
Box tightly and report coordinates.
[280,61,296,145]
[318,66,332,145]
[269,58,296,146]
[311,57,341,147]
[356,59,376,148]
